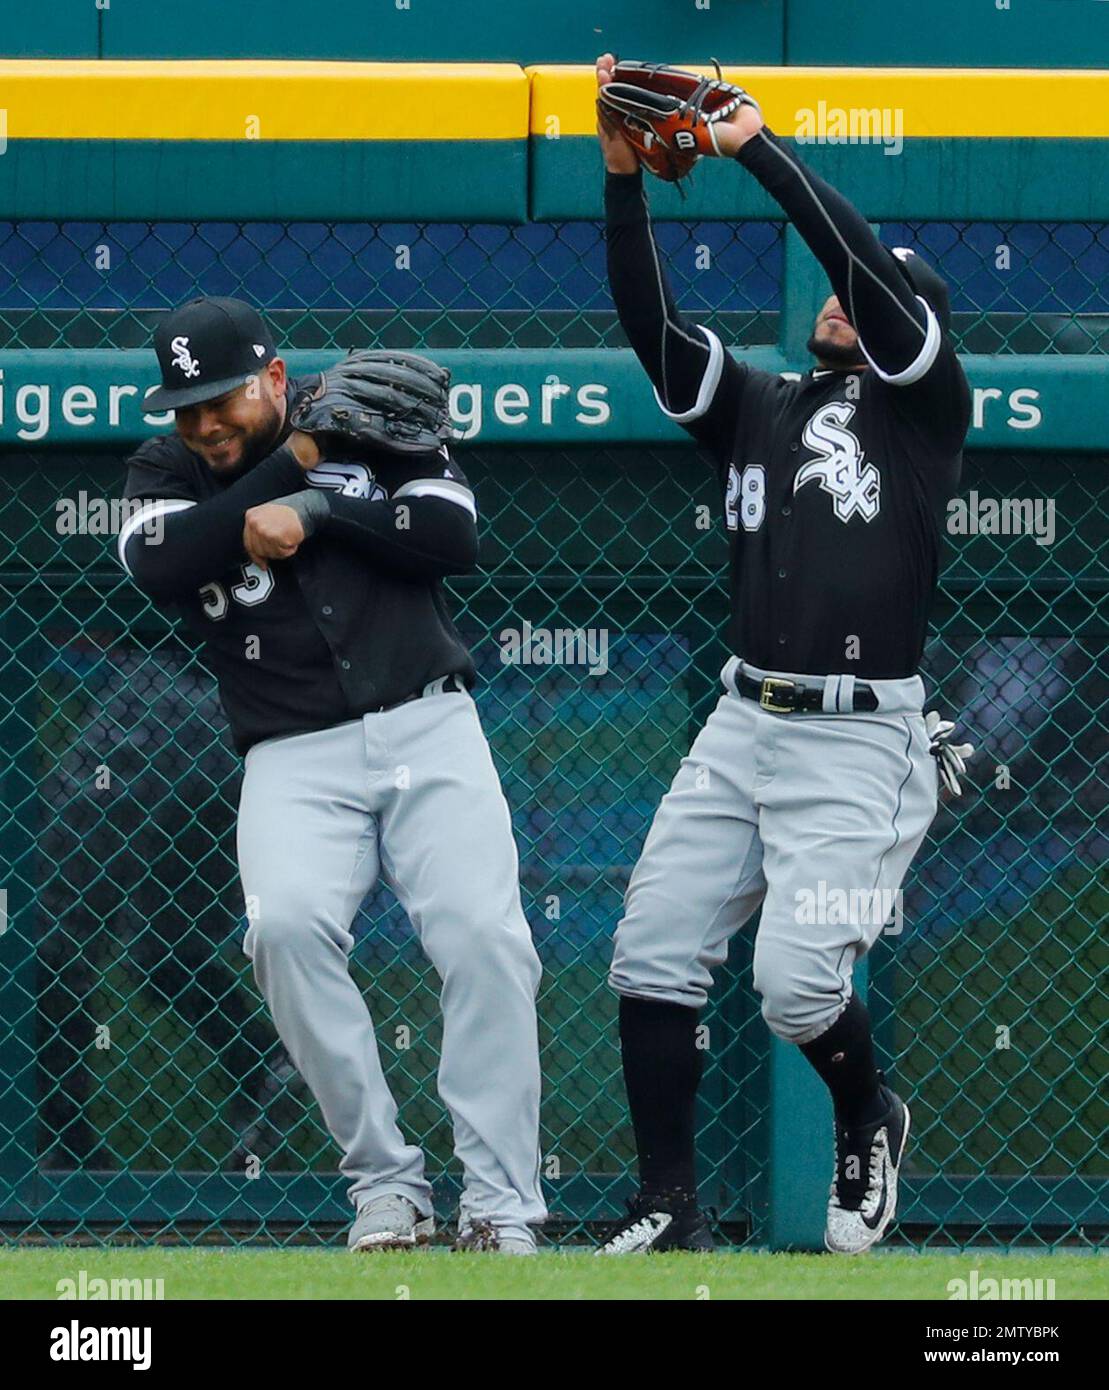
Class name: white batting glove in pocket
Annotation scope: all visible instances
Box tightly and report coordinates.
[924,709,976,798]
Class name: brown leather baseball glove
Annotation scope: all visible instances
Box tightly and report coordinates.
[597,60,760,184]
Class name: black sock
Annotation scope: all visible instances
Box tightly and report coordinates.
[618,996,703,1198]
[799,993,886,1128]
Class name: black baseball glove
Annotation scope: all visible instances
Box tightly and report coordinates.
[290,349,453,455]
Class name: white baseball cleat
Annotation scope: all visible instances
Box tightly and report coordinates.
[347,1194,434,1252]
[824,1086,911,1255]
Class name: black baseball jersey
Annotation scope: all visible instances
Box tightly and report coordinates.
[119,376,477,754]
[676,346,965,678]
[605,130,972,681]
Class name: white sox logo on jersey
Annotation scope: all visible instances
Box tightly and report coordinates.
[794,401,881,523]
[170,336,200,379]
[304,460,386,501]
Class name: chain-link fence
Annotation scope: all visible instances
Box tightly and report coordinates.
[0,219,1106,1248]
[1,220,1107,353]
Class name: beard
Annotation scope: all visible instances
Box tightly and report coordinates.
[218,397,285,479]
[806,332,865,369]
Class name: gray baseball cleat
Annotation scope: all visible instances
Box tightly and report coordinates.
[348,1194,434,1252]
[825,1085,911,1255]
[452,1220,537,1255]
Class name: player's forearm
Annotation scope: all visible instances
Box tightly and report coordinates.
[605,169,717,412]
[122,444,306,600]
[735,128,931,373]
[308,492,479,581]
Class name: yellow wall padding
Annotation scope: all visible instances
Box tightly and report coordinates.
[528,65,1109,139]
[0,61,528,140]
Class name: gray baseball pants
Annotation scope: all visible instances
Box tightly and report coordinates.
[238,689,546,1237]
[610,657,938,1044]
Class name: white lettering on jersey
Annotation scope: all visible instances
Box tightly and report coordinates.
[304,460,386,501]
[199,562,274,620]
[793,401,881,523]
[725,463,766,532]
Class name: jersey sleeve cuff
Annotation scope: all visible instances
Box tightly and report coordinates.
[393,477,478,520]
[652,325,725,423]
[273,488,330,537]
[117,498,197,575]
[859,296,942,385]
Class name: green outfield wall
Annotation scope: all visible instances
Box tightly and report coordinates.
[0,350,1106,451]
[3,0,1107,68]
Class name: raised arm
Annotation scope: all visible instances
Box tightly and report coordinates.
[703,95,938,383]
[737,130,935,379]
[604,172,736,417]
[598,56,747,454]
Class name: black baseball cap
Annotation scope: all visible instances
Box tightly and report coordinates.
[146,296,278,412]
[886,247,952,334]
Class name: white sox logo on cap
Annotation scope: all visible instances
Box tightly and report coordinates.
[171,336,201,379]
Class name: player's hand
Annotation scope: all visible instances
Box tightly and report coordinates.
[709,90,766,157]
[595,53,640,175]
[243,503,306,569]
[286,430,321,471]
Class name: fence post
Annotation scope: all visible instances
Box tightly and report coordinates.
[0,611,41,1210]
[779,224,829,365]
[765,968,868,1250]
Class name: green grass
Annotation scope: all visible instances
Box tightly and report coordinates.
[2,1248,1105,1301]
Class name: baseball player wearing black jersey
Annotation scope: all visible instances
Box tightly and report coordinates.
[118,298,545,1254]
[594,56,972,1254]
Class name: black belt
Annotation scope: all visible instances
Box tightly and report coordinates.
[735,670,879,714]
[374,672,465,714]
